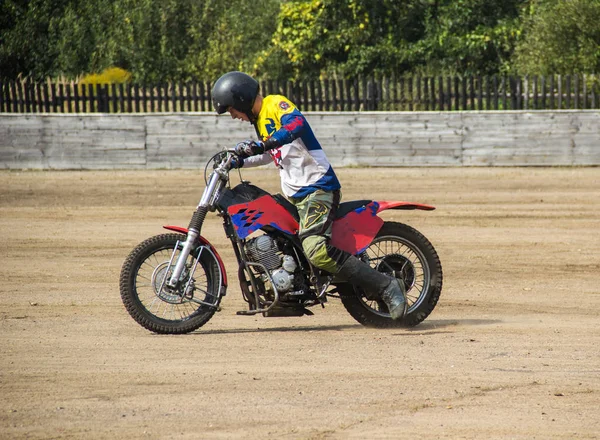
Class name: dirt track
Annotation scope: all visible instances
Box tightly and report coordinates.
[1,167,599,439]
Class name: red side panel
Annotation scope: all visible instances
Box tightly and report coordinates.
[376,201,435,212]
[227,195,299,239]
[330,202,383,255]
[162,226,228,286]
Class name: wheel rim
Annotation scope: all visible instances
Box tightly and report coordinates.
[134,246,215,322]
[359,234,431,317]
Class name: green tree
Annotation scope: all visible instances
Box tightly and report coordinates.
[261,0,524,79]
[1,0,279,82]
[513,0,600,74]
[181,0,280,80]
[411,0,523,75]
[0,0,70,79]
[262,0,428,79]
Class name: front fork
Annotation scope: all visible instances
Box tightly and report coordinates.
[167,169,224,288]
[166,228,200,288]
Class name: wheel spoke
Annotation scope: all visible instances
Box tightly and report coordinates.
[358,234,431,316]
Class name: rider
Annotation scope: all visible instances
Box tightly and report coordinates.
[211,71,407,320]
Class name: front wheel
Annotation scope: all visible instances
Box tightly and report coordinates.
[119,233,223,334]
[339,222,443,328]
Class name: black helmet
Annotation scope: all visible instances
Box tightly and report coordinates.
[211,71,259,116]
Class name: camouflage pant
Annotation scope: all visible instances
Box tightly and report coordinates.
[289,189,349,274]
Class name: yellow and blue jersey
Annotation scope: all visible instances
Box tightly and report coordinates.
[243,95,341,199]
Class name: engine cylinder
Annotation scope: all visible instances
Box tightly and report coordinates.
[245,235,282,271]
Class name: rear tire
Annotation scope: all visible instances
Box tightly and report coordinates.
[120,234,223,334]
[339,222,442,328]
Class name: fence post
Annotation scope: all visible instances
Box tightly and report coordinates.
[540,76,546,109]
[331,79,337,111]
[73,83,80,113]
[445,76,451,111]
[149,86,155,112]
[58,83,66,112]
[398,77,403,111]
[477,76,483,110]
[340,80,347,111]
[156,84,163,111]
[533,75,539,110]
[414,76,420,111]
[316,79,323,111]
[523,76,529,110]
[96,84,107,112]
[582,74,587,109]
[431,77,437,110]
[177,82,183,112]
[549,75,555,109]
[422,77,429,111]
[65,83,72,113]
[0,81,4,112]
[592,74,597,109]
[453,77,459,111]
[322,79,329,111]
[492,75,498,110]
[384,76,390,111]
[407,77,413,111]
[111,84,117,113]
[191,82,198,112]
[23,80,31,113]
[389,75,396,111]
[79,84,86,112]
[574,74,579,109]
[438,76,444,110]
[368,76,378,111]
[35,83,42,113]
[566,75,571,109]
[500,76,506,110]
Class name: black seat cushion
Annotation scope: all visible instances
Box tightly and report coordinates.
[335,200,372,219]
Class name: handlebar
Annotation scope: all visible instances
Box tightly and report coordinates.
[205,149,243,185]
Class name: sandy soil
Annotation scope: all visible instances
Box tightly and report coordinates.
[1,167,599,439]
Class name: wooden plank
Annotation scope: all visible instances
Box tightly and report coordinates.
[572,111,600,165]
[462,112,574,165]
[2,112,599,169]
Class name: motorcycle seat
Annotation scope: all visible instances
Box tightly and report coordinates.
[335,200,372,219]
[272,195,374,223]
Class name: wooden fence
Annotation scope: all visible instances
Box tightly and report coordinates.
[1,74,599,113]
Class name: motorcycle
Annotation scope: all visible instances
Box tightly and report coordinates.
[119,150,443,334]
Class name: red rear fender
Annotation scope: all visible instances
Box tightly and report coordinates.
[376,201,435,212]
[162,225,228,287]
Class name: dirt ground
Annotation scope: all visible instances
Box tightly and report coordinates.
[1,167,599,439]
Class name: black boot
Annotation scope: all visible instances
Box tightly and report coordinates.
[337,256,407,320]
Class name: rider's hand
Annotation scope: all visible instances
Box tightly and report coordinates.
[230,156,244,169]
[234,140,265,158]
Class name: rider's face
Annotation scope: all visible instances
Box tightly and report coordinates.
[228,107,249,122]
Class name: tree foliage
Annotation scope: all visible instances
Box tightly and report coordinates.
[513,0,600,74]
[1,0,598,81]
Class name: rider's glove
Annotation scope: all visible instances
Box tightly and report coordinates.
[230,156,244,169]
[234,140,265,158]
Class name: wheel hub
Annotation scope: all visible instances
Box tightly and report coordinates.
[376,253,415,292]
[152,262,188,304]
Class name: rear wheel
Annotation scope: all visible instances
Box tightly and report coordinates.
[339,222,442,328]
[119,234,223,334]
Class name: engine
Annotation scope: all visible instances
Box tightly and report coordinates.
[245,235,298,293]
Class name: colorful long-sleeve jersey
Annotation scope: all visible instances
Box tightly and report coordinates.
[242,95,341,199]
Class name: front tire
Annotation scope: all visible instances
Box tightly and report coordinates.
[120,233,223,334]
[339,222,443,328]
